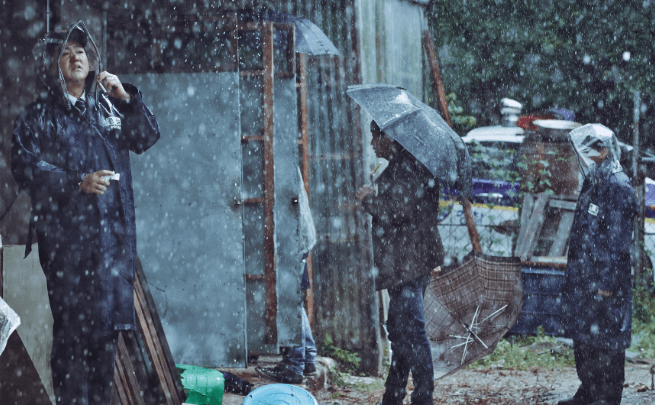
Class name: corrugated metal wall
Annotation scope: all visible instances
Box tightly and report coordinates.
[281,1,382,373]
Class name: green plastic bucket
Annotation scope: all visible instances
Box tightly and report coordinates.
[177,364,225,405]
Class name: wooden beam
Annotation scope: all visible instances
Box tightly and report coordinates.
[262,21,277,345]
[548,211,575,256]
[548,199,577,211]
[134,259,185,404]
[422,30,451,127]
[515,193,551,261]
[515,193,535,254]
[114,333,147,405]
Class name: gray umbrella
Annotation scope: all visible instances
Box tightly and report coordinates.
[262,9,341,56]
[346,83,472,198]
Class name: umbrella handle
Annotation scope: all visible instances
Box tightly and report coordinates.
[462,196,482,253]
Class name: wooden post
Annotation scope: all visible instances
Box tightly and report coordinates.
[262,22,277,344]
[422,30,451,127]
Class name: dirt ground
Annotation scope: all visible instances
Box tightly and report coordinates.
[217,355,655,405]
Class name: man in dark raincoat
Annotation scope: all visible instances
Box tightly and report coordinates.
[559,124,637,405]
[357,121,444,405]
[11,21,160,404]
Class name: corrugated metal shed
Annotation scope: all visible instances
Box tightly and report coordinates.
[0,0,431,375]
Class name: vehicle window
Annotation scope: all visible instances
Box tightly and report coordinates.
[466,141,521,182]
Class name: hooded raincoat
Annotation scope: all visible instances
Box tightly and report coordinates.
[561,124,637,351]
[11,22,160,338]
[361,148,445,291]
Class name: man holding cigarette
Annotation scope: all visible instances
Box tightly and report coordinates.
[11,21,159,404]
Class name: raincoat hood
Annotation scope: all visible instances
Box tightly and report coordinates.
[33,21,101,107]
[568,123,622,179]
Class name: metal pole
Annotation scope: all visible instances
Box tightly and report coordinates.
[632,90,644,286]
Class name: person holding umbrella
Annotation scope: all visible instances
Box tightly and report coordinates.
[559,124,637,405]
[356,120,444,405]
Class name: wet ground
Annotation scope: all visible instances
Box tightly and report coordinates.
[213,355,655,405]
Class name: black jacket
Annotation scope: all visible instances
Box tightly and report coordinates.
[362,149,445,290]
[561,159,637,350]
[11,79,160,336]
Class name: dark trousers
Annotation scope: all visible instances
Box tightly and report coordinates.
[572,340,625,404]
[382,274,434,405]
[51,328,119,405]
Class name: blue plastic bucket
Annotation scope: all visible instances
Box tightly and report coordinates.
[242,384,318,405]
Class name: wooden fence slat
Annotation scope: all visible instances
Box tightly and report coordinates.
[548,210,576,256]
[515,193,550,261]
[516,193,535,251]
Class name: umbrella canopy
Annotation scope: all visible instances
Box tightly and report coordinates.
[262,9,341,56]
[425,251,523,378]
[346,83,472,198]
[425,198,523,379]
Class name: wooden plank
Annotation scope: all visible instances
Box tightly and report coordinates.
[516,193,550,261]
[133,285,171,404]
[120,331,159,405]
[515,193,535,256]
[421,30,451,127]
[134,259,185,403]
[549,199,577,211]
[113,349,132,405]
[117,333,147,405]
[262,21,277,345]
[548,210,575,256]
[134,268,182,405]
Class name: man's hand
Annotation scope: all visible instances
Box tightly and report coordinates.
[598,289,613,298]
[79,170,113,195]
[356,186,375,202]
[97,72,131,101]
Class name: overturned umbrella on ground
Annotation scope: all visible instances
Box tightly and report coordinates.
[425,198,523,378]
[346,83,472,198]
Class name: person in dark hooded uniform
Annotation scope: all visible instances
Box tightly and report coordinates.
[357,121,444,405]
[558,124,637,405]
[11,21,160,404]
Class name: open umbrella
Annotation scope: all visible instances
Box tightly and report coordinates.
[346,83,472,198]
[262,9,341,56]
[425,198,523,378]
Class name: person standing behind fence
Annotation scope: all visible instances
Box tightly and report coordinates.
[357,121,444,405]
[559,124,637,405]
[11,21,160,404]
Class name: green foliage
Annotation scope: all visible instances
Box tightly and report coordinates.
[428,0,655,147]
[321,334,361,375]
[446,92,477,132]
[469,327,575,370]
[630,282,655,358]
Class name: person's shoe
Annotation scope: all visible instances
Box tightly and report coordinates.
[303,362,319,376]
[256,364,303,384]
